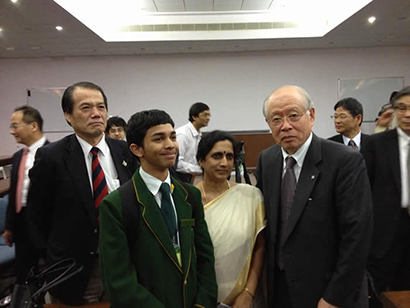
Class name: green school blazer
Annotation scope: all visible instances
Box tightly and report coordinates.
[99,169,218,308]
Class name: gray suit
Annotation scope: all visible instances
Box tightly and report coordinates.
[256,134,373,308]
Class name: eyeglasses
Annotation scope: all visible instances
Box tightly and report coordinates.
[267,111,307,127]
[109,127,125,133]
[330,114,351,120]
[394,104,410,113]
[9,122,33,130]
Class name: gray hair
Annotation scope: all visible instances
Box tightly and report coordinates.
[263,85,313,118]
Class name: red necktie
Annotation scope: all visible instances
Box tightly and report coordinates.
[15,148,29,213]
[91,147,108,219]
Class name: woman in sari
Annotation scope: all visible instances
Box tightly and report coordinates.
[196,130,266,308]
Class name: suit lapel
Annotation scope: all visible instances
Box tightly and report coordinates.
[133,170,183,274]
[63,135,97,227]
[386,129,401,194]
[171,178,193,276]
[284,135,321,244]
[106,137,129,185]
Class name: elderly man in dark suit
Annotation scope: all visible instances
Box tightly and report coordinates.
[256,85,373,308]
[4,106,48,283]
[328,97,369,151]
[361,86,410,299]
[28,82,137,305]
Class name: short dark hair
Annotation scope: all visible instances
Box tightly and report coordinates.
[189,102,209,122]
[196,130,239,164]
[106,116,127,134]
[390,91,399,103]
[14,105,44,132]
[62,81,108,115]
[127,109,175,149]
[392,86,410,107]
[334,97,364,125]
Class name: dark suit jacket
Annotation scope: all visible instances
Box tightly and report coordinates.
[27,134,137,305]
[99,169,218,308]
[361,129,401,260]
[5,140,50,233]
[328,133,369,153]
[256,134,373,308]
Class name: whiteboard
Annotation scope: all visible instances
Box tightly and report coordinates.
[27,87,73,133]
[338,77,404,122]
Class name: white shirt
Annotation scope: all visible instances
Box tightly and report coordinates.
[397,127,410,208]
[342,132,362,150]
[281,133,313,181]
[175,122,202,174]
[21,136,46,207]
[139,167,180,245]
[76,134,119,194]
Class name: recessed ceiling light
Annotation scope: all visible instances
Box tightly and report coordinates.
[56,26,63,31]
[31,46,41,50]
[6,47,15,51]
[0,28,3,32]
[368,16,376,24]
[10,0,18,3]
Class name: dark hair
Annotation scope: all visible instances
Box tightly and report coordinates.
[189,102,210,122]
[14,105,44,132]
[392,86,410,107]
[196,130,239,163]
[334,97,364,125]
[62,81,108,115]
[127,109,175,148]
[106,116,127,134]
[390,91,399,103]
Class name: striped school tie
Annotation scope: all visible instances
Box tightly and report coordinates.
[91,147,108,220]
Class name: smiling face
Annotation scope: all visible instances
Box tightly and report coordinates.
[265,86,315,155]
[64,87,107,145]
[199,140,234,182]
[131,123,179,179]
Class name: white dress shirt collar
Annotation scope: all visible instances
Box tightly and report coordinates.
[342,131,362,149]
[281,133,313,170]
[139,167,172,197]
[76,134,108,157]
[187,121,201,138]
[28,136,46,153]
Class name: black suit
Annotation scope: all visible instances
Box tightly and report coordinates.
[361,128,410,292]
[5,140,49,283]
[256,134,373,308]
[328,133,370,152]
[27,134,136,305]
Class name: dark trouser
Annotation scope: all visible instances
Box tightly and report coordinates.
[368,208,410,294]
[272,266,293,308]
[14,208,42,283]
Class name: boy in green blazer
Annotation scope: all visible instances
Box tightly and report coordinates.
[99,109,217,308]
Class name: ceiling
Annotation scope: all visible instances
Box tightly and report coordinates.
[0,0,409,58]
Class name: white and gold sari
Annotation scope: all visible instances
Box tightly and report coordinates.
[204,184,266,306]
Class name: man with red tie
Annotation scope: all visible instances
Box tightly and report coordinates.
[4,106,47,283]
[27,82,137,305]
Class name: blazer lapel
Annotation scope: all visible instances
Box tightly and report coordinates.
[106,137,129,185]
[133,170,183,274]
[284,135,321,244]
[64,135,97,227]
[171,179,193,276]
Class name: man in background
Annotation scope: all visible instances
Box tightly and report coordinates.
[362,86,410,301]
[106,116,127,140]
[175,102,211,183]
[328,97,369,151]
[28,81,136,305]
[4,106,48,283]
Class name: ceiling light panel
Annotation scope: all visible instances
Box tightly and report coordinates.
[53,0,373,42]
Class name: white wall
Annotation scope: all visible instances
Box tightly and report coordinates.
[1,46,409,156]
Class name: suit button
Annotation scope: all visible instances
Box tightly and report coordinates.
[90,251,95,255]
[94,228,98,234]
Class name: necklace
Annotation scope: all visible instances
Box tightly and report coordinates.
[200,180,231,204]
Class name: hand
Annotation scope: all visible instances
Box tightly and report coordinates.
[232,290,252,308]
[377,109,394,126]
[3,229,13,247]
[317,298,338,308]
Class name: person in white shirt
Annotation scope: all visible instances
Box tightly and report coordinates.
[175,102,211,183]
[328,97,369,152]
[4,106,47,283]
